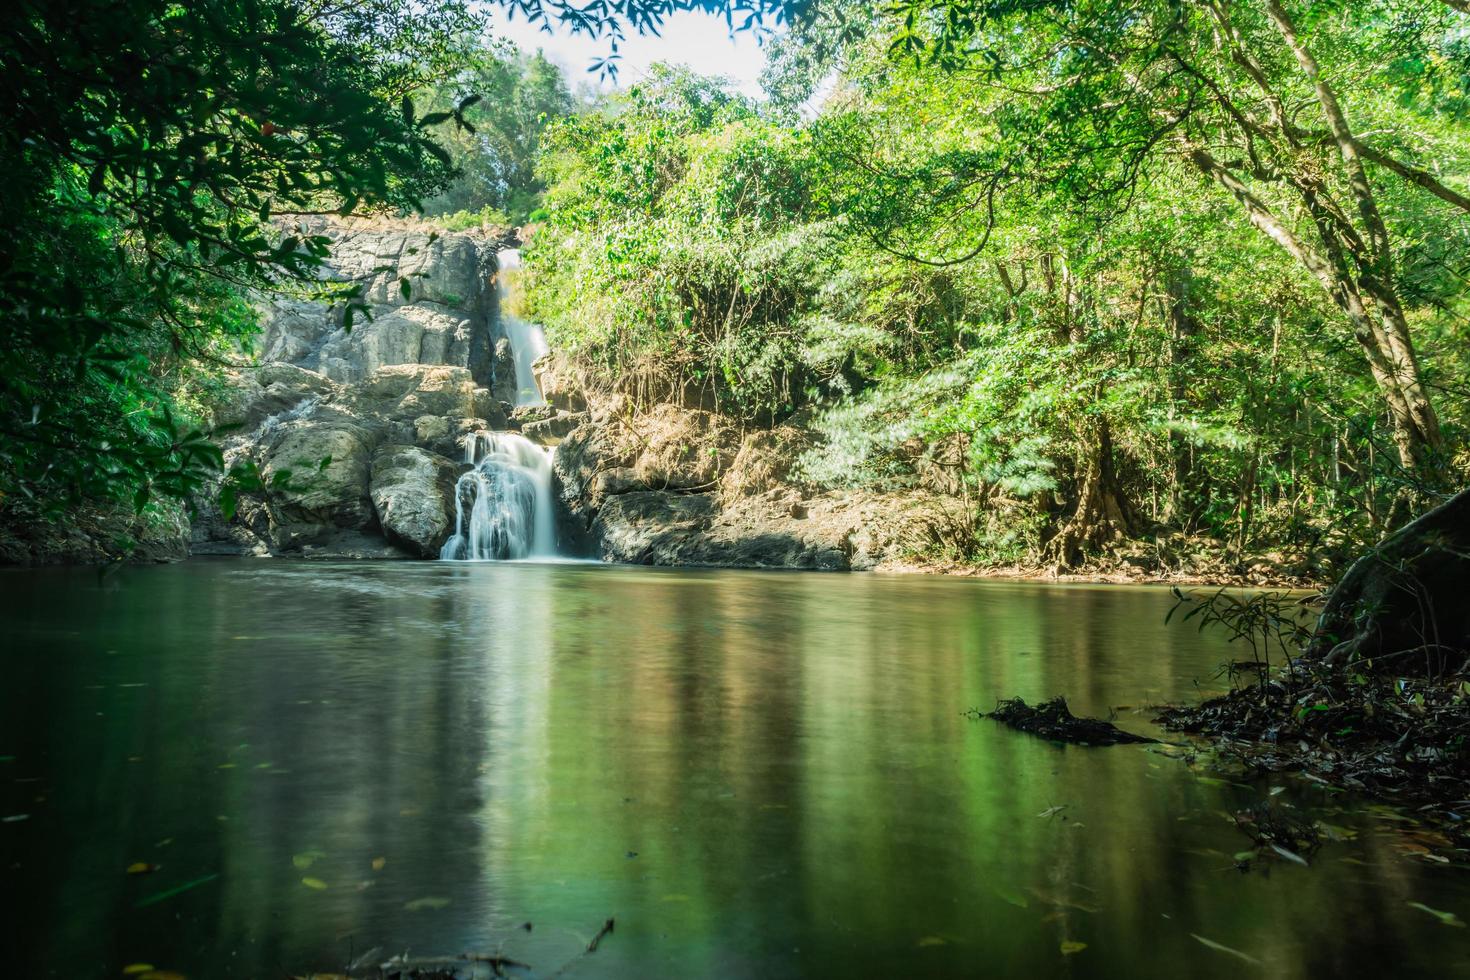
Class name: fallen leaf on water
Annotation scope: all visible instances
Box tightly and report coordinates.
[371,857,386,871]
[292,851,326,870]
[1191,934,1263,966]
[301,877,328,891]
[135,873,219,909]
[126,862,159,875]
[403,896,450,911]
[993,886,1028,909]
[216,764,236,770]
[917,937,945,947]
[2,814,29,823]
[1060,941,1087,955]
[1269,844,1309,867]
[122,965,154,975]
[1408,902,1466,928]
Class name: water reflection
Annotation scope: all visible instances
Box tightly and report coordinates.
[1,562,1468,978]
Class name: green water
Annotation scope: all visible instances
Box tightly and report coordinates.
[1,560,1467,978]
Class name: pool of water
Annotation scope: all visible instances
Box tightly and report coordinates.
[1,560,1467,977]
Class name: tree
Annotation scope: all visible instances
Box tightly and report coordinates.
[0,0,482,512]
[419,45,578,223]
[876,0,1468,482]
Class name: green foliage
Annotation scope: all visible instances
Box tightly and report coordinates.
[524,1,1469,570]
[0,0,482,516]
[418,45,579,224]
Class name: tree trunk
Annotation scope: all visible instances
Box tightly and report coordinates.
[1166,268,1200,528]
[1049,418,1138,568]
[1309,488,1470,674]
[1263,0,1443,473]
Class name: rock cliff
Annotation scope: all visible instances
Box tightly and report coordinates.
[543,359,968,572]
[193,221,511,559]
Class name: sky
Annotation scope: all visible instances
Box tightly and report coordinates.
[487,8,775,99]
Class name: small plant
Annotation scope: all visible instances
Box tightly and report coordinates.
[1168,588,1318,702]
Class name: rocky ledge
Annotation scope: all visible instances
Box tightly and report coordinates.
[543,362,968,572]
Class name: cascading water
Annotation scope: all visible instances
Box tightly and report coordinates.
[496,249,549,408]
[440,432,555,560]
[440,248,558,561]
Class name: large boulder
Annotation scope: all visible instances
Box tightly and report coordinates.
[369,445,459,557]
[533,350,588,412]
[592,491,720,564]
[260,418,377,543]
[521,411,585,446]
[588,482,963,572]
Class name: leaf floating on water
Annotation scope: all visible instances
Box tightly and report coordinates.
[135,873,219,909]
[1060,941,1087,955]
[122,965,154,975]
[1408,902,1466,928]
[292,850,326,870]
[2,813,30,823]
[301,877,328,891]
[126,862,159,875]
[992,886,1029,909]
[404,896,450,911]
[917,936,946,947]
[1190,934,1263,966]
[1269,844,1309,867]
[371,857,386,871]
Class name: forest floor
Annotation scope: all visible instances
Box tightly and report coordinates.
[1156,665,1470,857]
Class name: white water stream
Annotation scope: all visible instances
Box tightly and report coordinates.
[440,248,558,561]
[496,249,549,408]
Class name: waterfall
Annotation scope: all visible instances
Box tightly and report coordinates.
[440,432,556,561]
[496,249,549,406]
[439,247,560,562]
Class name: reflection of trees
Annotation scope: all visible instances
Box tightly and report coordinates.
[7,566,1463,978]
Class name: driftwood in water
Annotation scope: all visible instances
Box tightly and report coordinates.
[985,697,1155,745]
